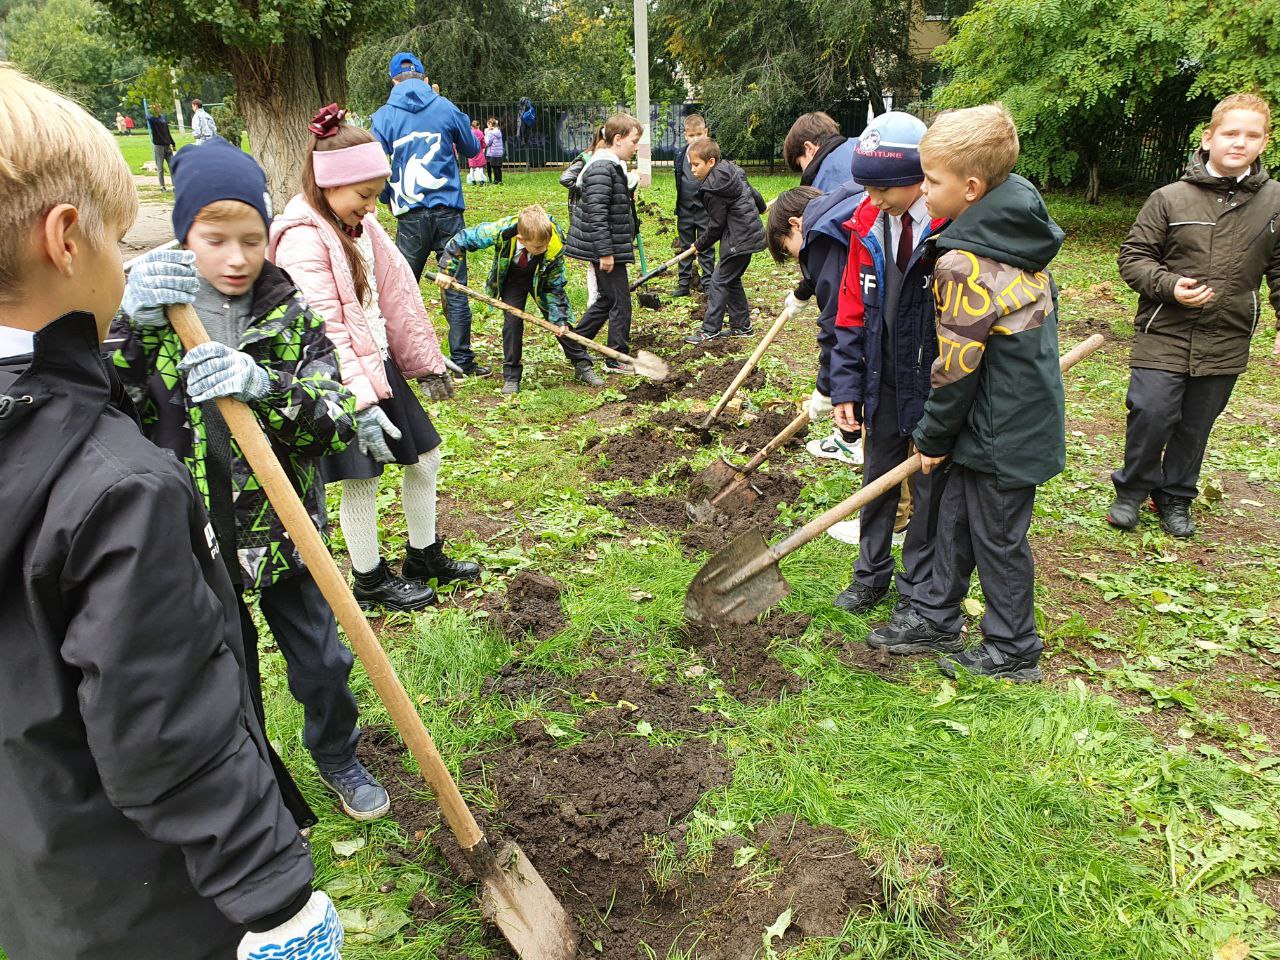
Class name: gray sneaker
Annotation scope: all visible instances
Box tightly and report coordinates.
[866,609,964,655]
[319,759,391,821]
[574,362,605,387]
[501,379,520,395]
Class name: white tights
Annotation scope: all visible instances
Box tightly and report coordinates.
[340,447,440,574]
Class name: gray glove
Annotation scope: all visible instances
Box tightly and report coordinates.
[177,342,270,404]
[355,406,402,463]
[122,249,199,327]
[419,372,455,401]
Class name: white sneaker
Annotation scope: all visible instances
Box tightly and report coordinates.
[806,430,864,466]
[827,518,861,544]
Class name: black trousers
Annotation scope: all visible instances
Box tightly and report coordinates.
[854,384,948,600]
[500,273,589,380]
[702,252,752,334]
[394,206,476,367]
[676,219,717,288]
[914,464,1042,659]
[1111,367,1238,504]
[486,158,503,183]
[238,571,361,773]
[576,261,632,356]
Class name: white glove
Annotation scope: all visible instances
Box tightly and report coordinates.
[355,406,402,463]
[807,390,833,420]
[122,249,199,327]
[178,342,270,403]
[785,291,811,315]
[238,890,343,960]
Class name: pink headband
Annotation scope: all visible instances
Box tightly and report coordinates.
[312,142,391,188]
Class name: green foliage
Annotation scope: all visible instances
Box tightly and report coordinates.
[209,94,246,147]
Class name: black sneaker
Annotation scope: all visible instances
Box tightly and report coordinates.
[1155,496,1195,539]
[684,329,723,345]
[454,362,492,378]
[672,286,691,298]
[319,758,391,821]
[889,595,912,626]
[402,538,482,585]
[574,361,605,387]
[867,608,964,654]
[834,581,889,614]
[352,558,435,611]
[728,324,755,337]
[939,643,1042,683]
[1106,497,1139,530]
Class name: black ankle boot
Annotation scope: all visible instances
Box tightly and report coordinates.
[352,558,435,611]
[402,538,482,585]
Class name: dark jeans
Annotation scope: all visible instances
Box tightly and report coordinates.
[702,252,752,334]
[238,571,361,772]
[914,464,1042,660]
[1112,367,1238,504]
[576,261,632,356]
[486,158,503,183]
[394,206,476,367]
[500,276,588,381]
[854,383,948,600]
[676,219,717,288]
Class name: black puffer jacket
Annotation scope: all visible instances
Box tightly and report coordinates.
[564,154,635,264]
[0,312,313,959]
[694,159,766,258]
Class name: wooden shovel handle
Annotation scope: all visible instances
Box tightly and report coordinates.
[629,246,697,290]
[710,409,814,507]
[701,306,795,428]
[167,304,485,851]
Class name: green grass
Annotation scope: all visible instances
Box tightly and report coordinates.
[114,130,250,174]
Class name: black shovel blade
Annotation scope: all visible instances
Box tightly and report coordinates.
[684,527,790,626]
[687,458,740,502]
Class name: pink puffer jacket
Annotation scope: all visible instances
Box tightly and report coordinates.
[467,130,487,168]
[268,195,446,411]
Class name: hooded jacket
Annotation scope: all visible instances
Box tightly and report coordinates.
[912,174,1067,489]
[1118,150,1280,376]
[564,152,636,264]
[801,135,862,194]
[0,313,313,959]
[674,144,709,226]
[441,214,573,325]
[372,79,478,215]
[694,159,767,258]
[795,183,864,397]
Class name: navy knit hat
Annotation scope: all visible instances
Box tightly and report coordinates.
[171,137,272,243]
[389,51,424,80]
[849,111,928,187]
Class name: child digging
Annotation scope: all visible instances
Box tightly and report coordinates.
[438,203,606,392]
[1,66,339,957]
[869,104,1066,683]
[1107,93,1280,539]
[270,105,481,609]
[683,137,768,343]
[673,113,718,295]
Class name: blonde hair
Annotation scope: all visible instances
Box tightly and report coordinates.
[683,114,707,134]
[516,204,553,245]
[920,103,1020,188]
[1209,93,1272,132]
[0,64,137,301]
[193,199,266,229]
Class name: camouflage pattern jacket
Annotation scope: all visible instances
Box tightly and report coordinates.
[109,262,356,589]
[441,214,573,326]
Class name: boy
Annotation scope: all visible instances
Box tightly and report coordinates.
[439,203,606,392]
[1108,93,1280,539]
[0,66,339,959]
[146,108,176,191]
[828,112,948,622]
[673,114,718,295]
[784,111,862,193]
[191,97,218,144]
[110,137,392,822]
[683,138,768,343]
[869,104,1066,683]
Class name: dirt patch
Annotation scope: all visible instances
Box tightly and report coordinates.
[478,571,568,642]
[624,366,696,403]
[677,612,811,702]
[588,426,691,482]
[838,636,909,681]
[356,726,438,843]
[694,359,766,397]
[723,409,805,452]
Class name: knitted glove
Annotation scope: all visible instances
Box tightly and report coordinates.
[355,407,402,463]
[122,249,199,327]
[807,390,833,420]
[419,372,455,401]
[785,291,811,315]
[178,342,270,404]
[237,890,343,960]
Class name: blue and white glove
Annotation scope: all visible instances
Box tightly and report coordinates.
[237,890,343,960]
[355,407,402,463]
[178,341,271,404]
[122,249,199,327]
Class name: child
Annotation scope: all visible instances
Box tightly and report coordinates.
[270,107,482,608]
[683,137,767,343]
[784,110,861,193]
[467,118,488,185]
[485,116,505,184]
[561,124,606,306]
[673,114,718,295]
[869,104,1066,683]
[826,112,948,625]
[1108,93,1280,539]
[146,109,176,191]
[0,65,338,959]
[438,203,606,392]
[112,136,397,824]
[564,112,643,371]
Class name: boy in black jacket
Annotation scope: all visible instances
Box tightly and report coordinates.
[683,138,768,343]
[673,114,718,295]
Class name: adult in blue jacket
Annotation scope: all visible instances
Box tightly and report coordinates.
[372,52,488,375]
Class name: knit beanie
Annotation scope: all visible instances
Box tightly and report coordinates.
[849,112,928,187]
[171,137,273,243]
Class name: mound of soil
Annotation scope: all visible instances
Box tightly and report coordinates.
[479,571,568,642]
[624,367,696,403]
[724,409,805,451]
[678,612,811,702]
[695,360,766,397]
[589,426,691,483]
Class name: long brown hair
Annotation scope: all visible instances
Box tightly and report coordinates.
[302,122,375,304]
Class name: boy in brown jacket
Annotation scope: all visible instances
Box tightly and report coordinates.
[1109,94,1280,538]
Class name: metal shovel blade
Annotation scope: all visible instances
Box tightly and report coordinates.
[712,476,761,514]
[631,350,670,382]
[684,527,790,626]
[479,840,579,960]
[638,292,663,310]
[687,457,740,502]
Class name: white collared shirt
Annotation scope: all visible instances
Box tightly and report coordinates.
[0,325,35,359]
[882,193,932,265]
[1206,160,1249,183]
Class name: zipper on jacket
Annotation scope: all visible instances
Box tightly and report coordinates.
[1144,303,1163,334]
[1245,214,1279,248]
[1251,291,1259,335]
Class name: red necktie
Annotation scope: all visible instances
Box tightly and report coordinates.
[897,211,913,274]
[516,249,529,268]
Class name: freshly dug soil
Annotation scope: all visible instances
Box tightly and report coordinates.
[677,612,811,702]
[694,360,766,397]
[588,426,691,482]
[479,571,568,642]
[722,409,805,452]
[624,366,696,403]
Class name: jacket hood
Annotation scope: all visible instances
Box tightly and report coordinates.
[1182,148,1271,194]
[699,159,748,197]
[576,150,626,187]
[802,183,865,249]
[268,195,360,260]
[385,78,437,114]
[935,174,1064,272]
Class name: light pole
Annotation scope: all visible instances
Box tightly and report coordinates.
[633,0,651,188]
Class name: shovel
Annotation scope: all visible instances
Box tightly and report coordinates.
[629,246,698,291]
[167,305,579,960]
[428,271,668,381]
[685,334,1106,626]
[698,303,797,430]
[687,409,812,523]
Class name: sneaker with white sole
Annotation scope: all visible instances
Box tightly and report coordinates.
[319,758,391,821]
[806,430,864,466]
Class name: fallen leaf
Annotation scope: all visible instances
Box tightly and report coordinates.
[961,597,984,617]
[1213,805,1262,830]
[330,836,366,857]
[1215,936,1251,960]
[635,720,654,736]
[733,845,759,867]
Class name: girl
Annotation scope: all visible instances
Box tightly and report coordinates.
[484,116,504,184]
[559,124,606,306]
[269,105,481,610]
[563,112,642,371]
[467,118,488,185]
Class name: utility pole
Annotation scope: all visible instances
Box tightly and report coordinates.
[633,0,651,188]
[171,66,186,133]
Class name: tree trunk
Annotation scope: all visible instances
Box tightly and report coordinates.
[1085,157,1101,205]
[860,56,887,116]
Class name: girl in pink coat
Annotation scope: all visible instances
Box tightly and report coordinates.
[466,119,488,185]
[270,105,481,610]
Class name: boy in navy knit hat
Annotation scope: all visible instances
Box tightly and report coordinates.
[107,137,396,822]
[828,112,950,628]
